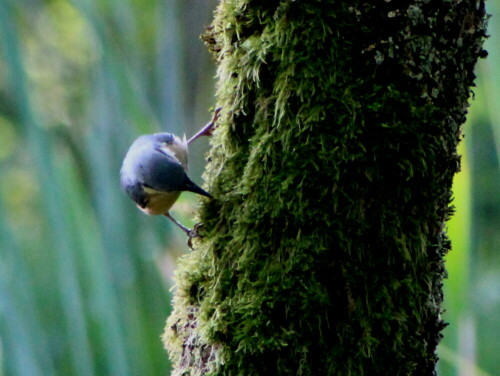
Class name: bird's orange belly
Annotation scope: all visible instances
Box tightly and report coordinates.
[139,190,181,215]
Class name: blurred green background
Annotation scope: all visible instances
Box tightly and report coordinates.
[0,1,498,375]
[0,0,217,375]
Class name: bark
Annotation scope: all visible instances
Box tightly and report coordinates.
[163,1,488,375]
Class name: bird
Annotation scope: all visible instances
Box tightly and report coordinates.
[120,108,220,235]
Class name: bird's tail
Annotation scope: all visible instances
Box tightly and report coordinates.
[184,178,213,199]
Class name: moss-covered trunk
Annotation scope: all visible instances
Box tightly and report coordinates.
[163,1,487,375]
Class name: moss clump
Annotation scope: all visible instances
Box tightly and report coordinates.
[164,1,487,375]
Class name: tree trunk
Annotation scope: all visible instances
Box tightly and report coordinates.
[163,1,487,375]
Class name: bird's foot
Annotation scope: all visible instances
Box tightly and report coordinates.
[203,107,222,137]
[187,107,222,144]
[187,223,205,249]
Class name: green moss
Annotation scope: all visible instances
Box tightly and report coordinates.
[164,1,487,375]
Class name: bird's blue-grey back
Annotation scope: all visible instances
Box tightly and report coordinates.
[120,133,212,208]
[121,134,188,187]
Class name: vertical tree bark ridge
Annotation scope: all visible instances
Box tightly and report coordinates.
[164,1,487,375]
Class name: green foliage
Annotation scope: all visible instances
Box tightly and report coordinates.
[165,1,487,375]
[0,0,216,375]
[439,3,500,373]
[438,2,500,375]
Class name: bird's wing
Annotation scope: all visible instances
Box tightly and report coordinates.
[138,148,189,192]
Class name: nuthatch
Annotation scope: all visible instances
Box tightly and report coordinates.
[120,108,220,235]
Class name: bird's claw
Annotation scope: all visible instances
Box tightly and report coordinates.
[205,107,222,137]
[187,222,205,249]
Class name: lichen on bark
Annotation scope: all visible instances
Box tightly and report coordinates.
[163,1,487,375]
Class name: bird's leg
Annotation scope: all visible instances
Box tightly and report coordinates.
[164,212,204,249]
[187,107,222,145]
[164,212,191,235]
